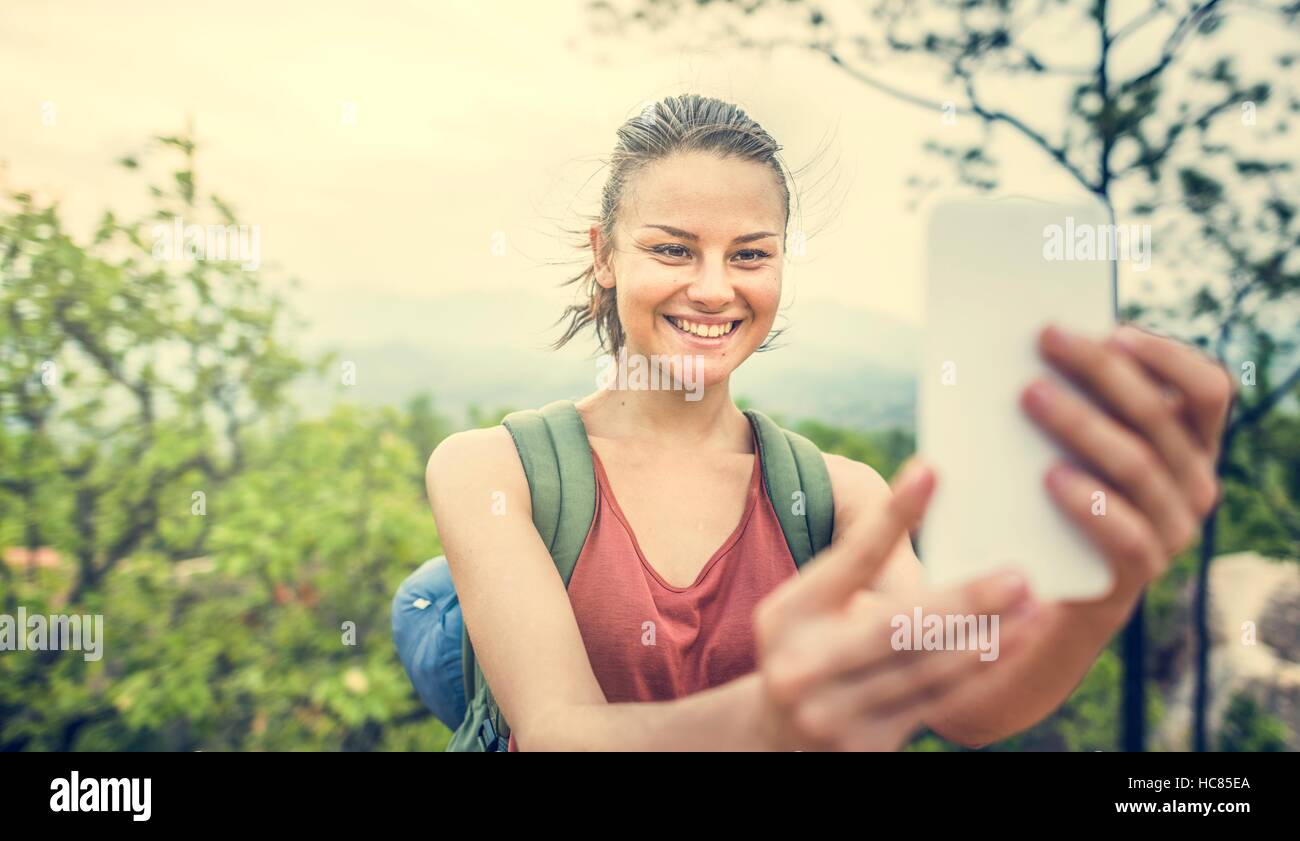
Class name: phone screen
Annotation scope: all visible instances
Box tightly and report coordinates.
[918,197,1119,601]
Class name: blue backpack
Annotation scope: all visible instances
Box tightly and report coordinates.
[391,399,834,750]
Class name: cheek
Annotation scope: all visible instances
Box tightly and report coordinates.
[740,274,782,330]
[616,274,675,327]
[617,285,663,333]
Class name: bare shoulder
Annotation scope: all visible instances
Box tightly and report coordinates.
[821,451,891,520]
[425,425,527,508]
[820,451,923,591]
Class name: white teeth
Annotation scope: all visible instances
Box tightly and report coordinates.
[670,317,736,338]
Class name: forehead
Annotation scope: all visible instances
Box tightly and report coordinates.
[619,151,786,234]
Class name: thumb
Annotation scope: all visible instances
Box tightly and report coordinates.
[776,458,935,621]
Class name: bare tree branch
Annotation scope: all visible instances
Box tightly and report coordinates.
[1232,362,1300,431]
[1121,0,1225,93]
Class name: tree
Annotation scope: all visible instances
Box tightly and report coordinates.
[0,137,448,750]
[590,0,1300,750]
[1,134,305,608]
[0,134,305,746]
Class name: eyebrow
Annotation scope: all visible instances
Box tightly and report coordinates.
[639,224,778,245]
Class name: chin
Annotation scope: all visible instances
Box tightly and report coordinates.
[668,352,740,402]
[610,338,738,401]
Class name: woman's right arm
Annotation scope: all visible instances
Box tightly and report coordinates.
[426,426,768,751]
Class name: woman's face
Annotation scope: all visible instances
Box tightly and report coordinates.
[594,150,786,393]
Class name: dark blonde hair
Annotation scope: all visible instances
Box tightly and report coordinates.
[553,94,799,356]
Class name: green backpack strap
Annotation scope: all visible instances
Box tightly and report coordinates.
[450,399,596,752]
[744,409,835,568]
[501,399,597,584]
[450,402,832,751]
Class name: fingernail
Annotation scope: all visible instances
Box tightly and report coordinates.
[1045,461,1078,492]
[1006,595,1041,621]
[1041,324,1073,354]
[1022,379,1055,413]
[892,460,933,495]
[1112,324,1143,352]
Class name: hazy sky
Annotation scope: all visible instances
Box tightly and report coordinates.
[1,0,1286,349]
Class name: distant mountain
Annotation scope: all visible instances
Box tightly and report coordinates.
[732,297,918,428]
[292,289,919,430]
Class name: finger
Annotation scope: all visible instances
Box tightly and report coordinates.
[907,568,1035,629]
[762,604,938,706]
[835,720,918,752]
[1109,324,1235,449]
[836,706,925,751]
[806,604,1044,751]
[771,459,935,621]
[1045,461,1169,595]
[865,602,1040,716]
[767,567,1032,702]
[788,655,941,750]
[1038,325,1219,514]
[868,597,1040,717]
[1022,376,1200,555]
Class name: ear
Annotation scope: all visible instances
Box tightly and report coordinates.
[590,225,615,290]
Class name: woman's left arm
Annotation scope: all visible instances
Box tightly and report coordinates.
[834,323,1235,748]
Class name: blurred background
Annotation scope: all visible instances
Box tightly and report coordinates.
[0,0,1296,751]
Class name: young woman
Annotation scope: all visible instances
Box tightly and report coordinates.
[426,94,1233,751]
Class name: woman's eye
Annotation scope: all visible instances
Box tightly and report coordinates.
[650,244,772,262]
[653,244,691,259]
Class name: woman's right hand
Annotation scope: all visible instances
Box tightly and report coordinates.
[751,460,1039,751]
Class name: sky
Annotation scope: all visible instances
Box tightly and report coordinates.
[0,0,1289,351]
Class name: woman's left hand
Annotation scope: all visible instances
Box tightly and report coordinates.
[1020,323,1235,615]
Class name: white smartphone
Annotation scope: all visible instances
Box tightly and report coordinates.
[918,197,1117,601]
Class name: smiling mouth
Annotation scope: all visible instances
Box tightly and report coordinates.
[664,315,742,340]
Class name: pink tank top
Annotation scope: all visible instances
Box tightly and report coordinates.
[507,427,798,750]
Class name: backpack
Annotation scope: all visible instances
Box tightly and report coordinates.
[391,399,834,751]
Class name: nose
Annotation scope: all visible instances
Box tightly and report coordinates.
[685,255,736,312]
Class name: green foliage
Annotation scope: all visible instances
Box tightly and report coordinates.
[1218,694,1290,752]
[0,406,447,750]
[0,138,449,750]
[2,125,1294,752]
[615,0,1299,754]
[1218,405,1300,558]
[759,413,914,480]
[792,418,891,477]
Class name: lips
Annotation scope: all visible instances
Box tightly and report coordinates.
[664,314,743,346]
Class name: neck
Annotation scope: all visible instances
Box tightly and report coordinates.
[576,372,752,454]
